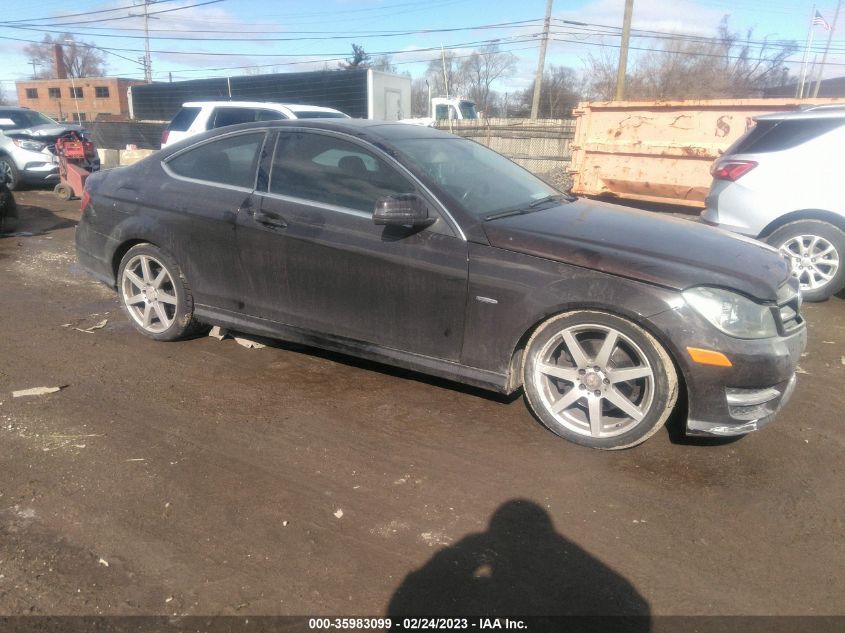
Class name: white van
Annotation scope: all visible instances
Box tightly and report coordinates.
[161,101,349,148]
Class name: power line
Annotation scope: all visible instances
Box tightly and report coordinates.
[0,0,225,28]
[0,0,181,25]
[0,19,544,42]
[0,32,544,58]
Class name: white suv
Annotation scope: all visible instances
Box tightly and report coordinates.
[702,106,845,301]
[161,101,349,148]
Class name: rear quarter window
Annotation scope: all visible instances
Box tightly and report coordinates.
[729,117,845,154]
[166,132,265,189]
[168,107,201,132]
[211,108,258,129]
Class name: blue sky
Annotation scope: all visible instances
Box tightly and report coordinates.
[0,0,841,99]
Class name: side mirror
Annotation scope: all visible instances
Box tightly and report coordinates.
[373,194,435,227]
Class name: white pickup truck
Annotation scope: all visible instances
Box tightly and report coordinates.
[400,97,480,126]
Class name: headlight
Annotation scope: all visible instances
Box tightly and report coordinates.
[683,287,777,339]
[12,138,47,152]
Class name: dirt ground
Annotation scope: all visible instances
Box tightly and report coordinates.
[0,190,843,619]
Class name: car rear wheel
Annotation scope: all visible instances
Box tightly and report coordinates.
[0,158,21,191]
[117,244,201,341]
[767,220,845,302]
[522,311,678,450]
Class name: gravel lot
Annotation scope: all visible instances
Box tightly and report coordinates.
[1,190,843,619]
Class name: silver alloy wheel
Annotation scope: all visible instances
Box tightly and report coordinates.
[780,234,840,292]
[532,323,655,439]
[120,254,178,333]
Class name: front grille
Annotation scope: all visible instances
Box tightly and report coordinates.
[775,282,803,334]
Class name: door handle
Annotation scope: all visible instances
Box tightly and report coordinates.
[253,210,287,229]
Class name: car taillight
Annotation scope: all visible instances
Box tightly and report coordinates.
[81,189,91,211]
[161,129,169,145]
[711,160,757,181]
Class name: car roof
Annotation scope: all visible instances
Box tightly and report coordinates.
[157,119,463,157]
[181,101,343,113]
[756,105,845,122]
[269,118,459,141]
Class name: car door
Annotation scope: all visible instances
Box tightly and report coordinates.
[157,129,267,312]
[235,129,469,361]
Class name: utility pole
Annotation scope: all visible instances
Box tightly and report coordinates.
[28,60,41,78]
[530,0,554,119]
[614,0,634,101]
[143,0,152,82]
[813,0,842,97]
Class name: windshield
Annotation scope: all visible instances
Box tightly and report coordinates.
[394,137,560,217]
[0,110,57,131]
[459,101,478,119]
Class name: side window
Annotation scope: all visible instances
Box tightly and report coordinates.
[169,106,201,132]
[435,104,448,120]
[210,107,258,129]
[257,110,286,121]
[269,132,415,212]
[167,132,264,189]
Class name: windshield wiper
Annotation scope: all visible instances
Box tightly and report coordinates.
[483,194,569,221]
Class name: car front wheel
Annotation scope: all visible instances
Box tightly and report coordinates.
[0,158,21,191]
[767,220,845,302]
[117,244,201,341]
[522,311,679,450]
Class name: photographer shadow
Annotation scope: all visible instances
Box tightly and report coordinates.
[387,499,650,626]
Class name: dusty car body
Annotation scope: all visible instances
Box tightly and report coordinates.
[76,120,806,449]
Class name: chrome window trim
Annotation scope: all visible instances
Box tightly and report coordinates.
[256,190,372,220]
[162,128,270,192]
[268,127,466,241]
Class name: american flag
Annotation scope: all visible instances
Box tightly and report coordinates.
[813,9,832,30]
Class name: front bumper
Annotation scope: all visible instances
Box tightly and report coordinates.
[650,304,807,438]
[686,374,797,436]
[18,150,101,184]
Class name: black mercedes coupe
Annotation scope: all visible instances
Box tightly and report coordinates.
[76,120,806,449]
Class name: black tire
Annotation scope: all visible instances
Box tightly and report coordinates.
[522,310,679,450]
[0,157,21,191]
[766,220,845,302]
[117,243,202,341]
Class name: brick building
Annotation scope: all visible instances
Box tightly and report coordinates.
[15,76,146,123]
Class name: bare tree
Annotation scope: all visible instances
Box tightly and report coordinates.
[339,44,371,70]
[411,77,431,116]
[461,44,517,115]
[424,51,467,97]
[0,85,9,106]
[519,65,581,118]
[584,17,794,100]
[371,55,397,73]
[23,34,107,78]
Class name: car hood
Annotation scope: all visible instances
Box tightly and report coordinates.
[4,123,84,138]
[481,199,789,302]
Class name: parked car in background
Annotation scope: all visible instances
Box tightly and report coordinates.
[0,106,100,191]
[77,120,805,450]
[702,106,845,301]
[161,101,349,147]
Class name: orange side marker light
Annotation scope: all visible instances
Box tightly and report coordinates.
[686,347,733,367]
